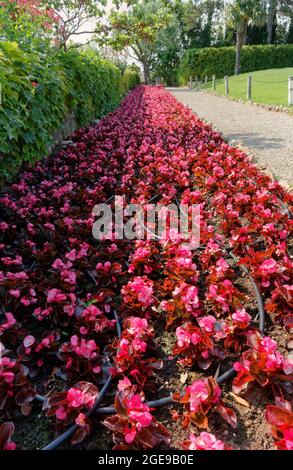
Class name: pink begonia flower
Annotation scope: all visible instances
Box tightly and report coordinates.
[232,308,251,325]
[258,259,278,275]
[182,285,199,311]
[66,249,77,262]
[125,429,137,444]
[6,271,28,280]
[122,276,154,307]
[70,335,97,360]
[126,317,149,336]
[187,381,210,412]
[128,410,153,431]
[187,378,221,412]
[8,289,20,298]
[283,359,293,375]
[124,394,153,439]
[197,315,216,333]
[56,407,67,420]
[0,222,8,231]
[81,304,102,320]
[47,288,67,303]
[187,432,226,450]
[67,387,95,408]
[132,339,147,353]
[283,429,293,450]
[33,307,52,321]
[52,258,66,270]
[0,312,16,334]
[173,283,199,312]
[4,441,17,450]
[75,413,86,427]
[118,377,132,391]
[216,257,229,272]
[3,372,14,384]
[23,335,35,348]
[175,325,200,348]
[260,336,278,354]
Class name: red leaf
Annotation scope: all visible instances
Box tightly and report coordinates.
[0,422,15,450]
[216,404,237,429]
[265,405,293,428]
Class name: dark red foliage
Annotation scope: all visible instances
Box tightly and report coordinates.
[265,401,293,450]
[173,376,237,430]
[103,379,170,449]
[0,85,292,449]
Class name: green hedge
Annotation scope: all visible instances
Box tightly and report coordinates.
[122,68,140,92]
[0,42,124,181]
[178,44,293,83]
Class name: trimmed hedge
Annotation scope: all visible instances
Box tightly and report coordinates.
[0,42,124,181]
[122,68,141,92]
[178,44,293,83]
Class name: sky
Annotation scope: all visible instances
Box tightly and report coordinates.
[71,0,115,45]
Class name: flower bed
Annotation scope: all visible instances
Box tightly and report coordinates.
[0,85,292,450]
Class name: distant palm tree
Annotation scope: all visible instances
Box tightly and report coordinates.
[227,0,266,75]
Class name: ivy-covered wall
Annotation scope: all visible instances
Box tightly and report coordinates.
[0,42,129,182]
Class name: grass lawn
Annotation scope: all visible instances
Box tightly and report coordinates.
[202,68,293,109]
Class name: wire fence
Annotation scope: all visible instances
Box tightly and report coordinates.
[188,73,293,106]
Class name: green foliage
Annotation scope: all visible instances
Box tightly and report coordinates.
[58,48,122,125]
[0,41,125,181]
[42,0,108,51]
[178,0,226,49]
[0,0,59,52]
[178,44,293,83]
[122,67,141,92]
[152,15,183,86]
[101,0,171,83]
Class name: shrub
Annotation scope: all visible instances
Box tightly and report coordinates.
[0,42,125,182]
[178,44,293,84]
[122,67,141,93]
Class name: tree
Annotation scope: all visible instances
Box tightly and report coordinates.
[44,0,110,51]
[0,0,60,51]
[152,14,183,85]
[227,0,266,75]
[266,0,278,44]
[100,0,171,84]
[174,0,225,49]
[266,1,293,44]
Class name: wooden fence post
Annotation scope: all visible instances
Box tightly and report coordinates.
[288,76,293,106]
[225,76,229,96]
[247,76,252,101]
[195,77,198,88]
[212,75,216,91]
[189,76,192,88]
[205,75,208,85]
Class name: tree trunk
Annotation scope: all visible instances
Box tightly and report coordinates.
[235,25,246,75]
[143,62,151,85]
[235,30,242,75]
[267,0,277,44]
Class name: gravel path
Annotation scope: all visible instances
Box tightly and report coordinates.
[168,88,293,187]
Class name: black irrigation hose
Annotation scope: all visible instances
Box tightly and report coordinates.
[42,374,112,450]
[229,250,266,337]
[93,368,237,417]
[113,308,122,338]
